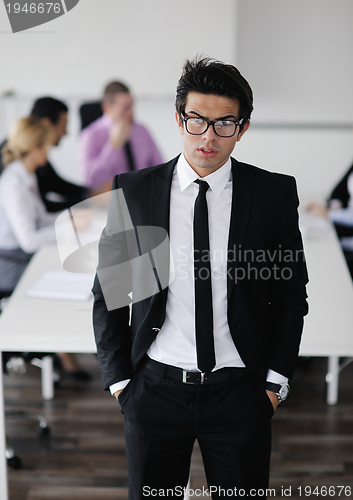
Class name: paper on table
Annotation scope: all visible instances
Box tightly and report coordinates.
[26,270,94,302]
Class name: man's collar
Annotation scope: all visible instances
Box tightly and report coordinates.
[176,153,232,197]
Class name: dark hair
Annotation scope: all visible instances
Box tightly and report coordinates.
[103,81,130,103]
[30,97,68,125]
[175,57,253,129]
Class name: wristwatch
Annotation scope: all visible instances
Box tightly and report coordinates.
[264,381,290,402]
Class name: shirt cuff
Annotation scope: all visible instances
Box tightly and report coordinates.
[266,369,288,385]
[329,207,353,226]
[328,199,343,210]
[109,379,131,395]
[340,236,353,251]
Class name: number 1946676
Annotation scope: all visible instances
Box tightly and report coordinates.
[6,3,62,14]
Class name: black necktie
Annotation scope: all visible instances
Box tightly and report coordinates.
[194,180,215,373]
[124,141,136,172]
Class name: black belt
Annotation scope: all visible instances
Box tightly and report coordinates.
[144,358,247,385]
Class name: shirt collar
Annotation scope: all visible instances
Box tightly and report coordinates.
[12,161,36,189]
[176,153,232,198]
[102,113,114,127]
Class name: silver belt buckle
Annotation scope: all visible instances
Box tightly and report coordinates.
[182,370,205,385]
[182,370,193,384]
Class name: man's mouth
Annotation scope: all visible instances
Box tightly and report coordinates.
[198,147,217,156]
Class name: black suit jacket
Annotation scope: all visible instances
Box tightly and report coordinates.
[35,161,89,212]
[92,156,309,390]
[328,163,353,209]
[327,163,353,239]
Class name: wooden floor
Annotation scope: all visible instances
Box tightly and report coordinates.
[4,355,353,499]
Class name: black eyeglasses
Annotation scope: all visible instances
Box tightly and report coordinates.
[181,113,243,138]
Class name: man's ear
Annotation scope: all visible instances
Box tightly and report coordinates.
[40,117,55,144]
[175,112,184,135]
[40,117,52,128]
[236,120,250,143]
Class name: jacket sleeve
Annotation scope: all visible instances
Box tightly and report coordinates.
[36,162,90,213]
[267,176,309,379]
[92,175,133,390]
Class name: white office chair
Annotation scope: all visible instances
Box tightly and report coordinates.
[3,353,51,469]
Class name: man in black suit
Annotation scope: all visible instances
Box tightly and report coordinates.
[93,58,308,499]
[0,97,89,212]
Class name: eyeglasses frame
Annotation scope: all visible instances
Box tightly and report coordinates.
[180,113,244,138]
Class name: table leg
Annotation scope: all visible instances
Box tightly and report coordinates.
[326,356,339,405]
[184,477,190,500]
[41,356,54,400]
[0,352,9,500]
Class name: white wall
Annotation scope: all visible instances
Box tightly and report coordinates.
[1,0,353,201]
[0,0,238,96]
[237,0,353,123]
[235,0,353,199]
[235,127,353,202]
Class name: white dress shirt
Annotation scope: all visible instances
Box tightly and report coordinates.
[110,154,287,394]
[0,161,57,253]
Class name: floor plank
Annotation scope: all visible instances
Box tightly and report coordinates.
[4,354,353,499]
[27,487,128,500]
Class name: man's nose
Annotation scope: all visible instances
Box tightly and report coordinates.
[202,124,217,141]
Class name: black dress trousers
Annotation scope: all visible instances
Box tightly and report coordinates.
[118,361,273,500]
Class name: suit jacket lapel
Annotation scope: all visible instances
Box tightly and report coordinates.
[227,158,254,301]
[150,156,178,232]
[131,157,179,368]
[150,157,178,313]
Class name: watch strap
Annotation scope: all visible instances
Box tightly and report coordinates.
[264,381,282,393]
[265,381,290,402]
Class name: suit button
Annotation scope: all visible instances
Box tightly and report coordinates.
[152,327,160,332]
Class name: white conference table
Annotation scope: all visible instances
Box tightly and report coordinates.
[299,216,353,404]
[0,245,97,500]
[1,217,353,499]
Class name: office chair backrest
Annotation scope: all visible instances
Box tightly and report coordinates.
[79,101,103,130]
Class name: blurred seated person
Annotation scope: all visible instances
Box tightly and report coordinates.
[0,97,90,213]
[0,116,90,381]
[327,163,353,238]
[79,81,163,193]
[307,162,353,230]
[329,163,353,209]
[307,162,353,277]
